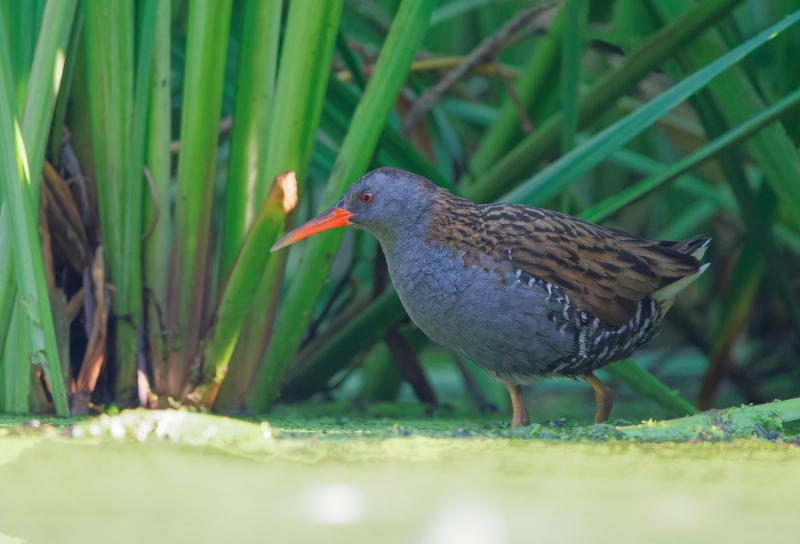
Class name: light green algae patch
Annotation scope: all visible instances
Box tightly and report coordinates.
[1,403,799,543]
[0,436,39,466]
[65,398,800,449]
[0,398,798,464]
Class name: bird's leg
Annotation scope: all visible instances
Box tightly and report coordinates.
[504,384,530,428]
[453,353,497,413]
[582,372,614,424]
[384,328,438,405]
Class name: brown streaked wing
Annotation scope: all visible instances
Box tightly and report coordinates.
[478,204,701,326]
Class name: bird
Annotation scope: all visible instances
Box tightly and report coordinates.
[271,167,710,428]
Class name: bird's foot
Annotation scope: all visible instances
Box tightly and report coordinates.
[511,411,531,429]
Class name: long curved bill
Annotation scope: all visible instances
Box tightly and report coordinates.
[270,207,353,252]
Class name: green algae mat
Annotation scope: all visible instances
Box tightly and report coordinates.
[1,404,799,544]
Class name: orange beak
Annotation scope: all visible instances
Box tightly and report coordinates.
[270,207,354,252]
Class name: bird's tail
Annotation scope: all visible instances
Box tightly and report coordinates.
[651,234,711,304]
[657,233,712,260]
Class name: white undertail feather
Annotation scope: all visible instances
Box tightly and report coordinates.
[652,237,711,304]
[689,238,711,260]
[652,263,710,303]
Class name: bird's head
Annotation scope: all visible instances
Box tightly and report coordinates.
[271,167,439,251]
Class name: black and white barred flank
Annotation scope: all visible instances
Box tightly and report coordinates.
[514,268,663,379]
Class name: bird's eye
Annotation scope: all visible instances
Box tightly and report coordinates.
[360,192,373,203]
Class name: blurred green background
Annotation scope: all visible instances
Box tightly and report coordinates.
[1,0,800,425]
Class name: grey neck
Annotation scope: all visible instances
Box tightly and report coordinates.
[366,205,433,254]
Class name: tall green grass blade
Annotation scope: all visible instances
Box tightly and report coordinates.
[108,0,159,401]
[0,8,24,415]
[0,23,68,415]
[501,10,800,207]
[0,206,14,380]
[21,0,78,202]
[126,0,159,289]
[260,0,344,195]
[1,0,45,108]
[219,0,282,279]
[82,0,133,374]
[12,0,78,413]
[580,84,800,223]
[82,0,142,401]
[219,0,344,409]
[249,0,438,413]
[48,8,82,171]
[188,174,295,408]
[143,0,172,394]
[215,249,286,411]
[649,0,800,229]
[167,0,233,397]
[0,302,28,414]
[466,0,745,202]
